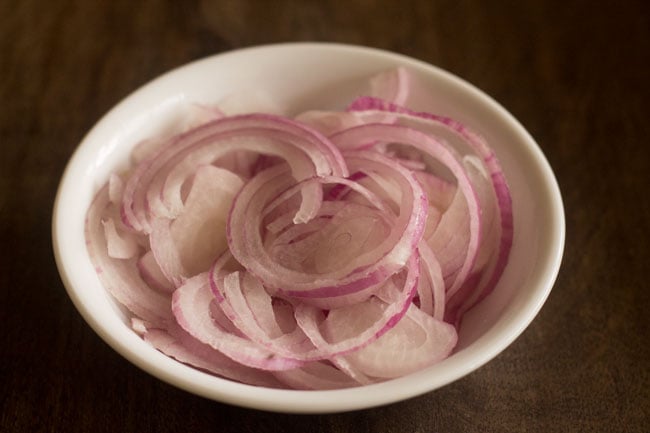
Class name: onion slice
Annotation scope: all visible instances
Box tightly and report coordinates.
[330,123,482,298]
[172,273,304,371]
[227,151,427,299]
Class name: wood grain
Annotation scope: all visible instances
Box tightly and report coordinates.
[1,0,648,431]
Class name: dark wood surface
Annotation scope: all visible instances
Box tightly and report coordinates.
[2,0,649,431]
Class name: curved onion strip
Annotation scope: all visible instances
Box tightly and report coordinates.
[148,217,185,287]
[288,306,372,385]
[206,254,417,362]
[121,114,348,233]
[272,362,361,390]
[326,301,457,379]
[171,273,304,371]
[85,186,172,325]
[108,173,125,204]
[102,217,139,259]
[427,182,471,287]
[266,204,392,283]
[294,67,409,137]
[227,151,427,298]
[418,241,446,321]
[143,324,285,388]
[210,267,316,357]
[263,173,391,222]
[152,134,318,221]
[148,165,243,285]
[345,97,513,312]
[137,250,175,293]
[293,254,420,359]
[330,123,482,298]
[368,66,410,106]
[143,134,319,229]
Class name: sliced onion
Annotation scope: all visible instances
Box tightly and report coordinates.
[272,362,361,390]
[121,113,348,233]
[85,67,513,389]
[226,150,427,299]
[143,324,285,388]
[345,96,514,320]
[137,250,175,293]
[86,187,172,325]
[295,67,409,137]
[149,164,243,284]
[323,301,457,379]
[330,123,482,298]
[171,273,304,371]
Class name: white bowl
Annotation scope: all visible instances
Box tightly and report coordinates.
[52,43,565,413]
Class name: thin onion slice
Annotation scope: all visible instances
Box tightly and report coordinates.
[86,186,172,325]
[121,113,348,233]
[330,123,482,298]
[143,324,285,388]
[172,273,305,371]
[344,96,514,320]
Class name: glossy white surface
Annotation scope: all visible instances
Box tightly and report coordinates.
[52,43,565,413]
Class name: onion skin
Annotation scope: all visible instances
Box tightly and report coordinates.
[85,68,512,389]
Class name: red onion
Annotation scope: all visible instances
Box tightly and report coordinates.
[85,68,512,388]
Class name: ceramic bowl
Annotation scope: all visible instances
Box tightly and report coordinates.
[52,43,565,413]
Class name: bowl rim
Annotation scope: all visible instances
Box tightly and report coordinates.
[52,42,565,413]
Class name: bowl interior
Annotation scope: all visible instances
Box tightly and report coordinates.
[53,43,564,413]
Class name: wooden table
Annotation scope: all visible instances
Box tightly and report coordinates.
[2,1,648,431]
